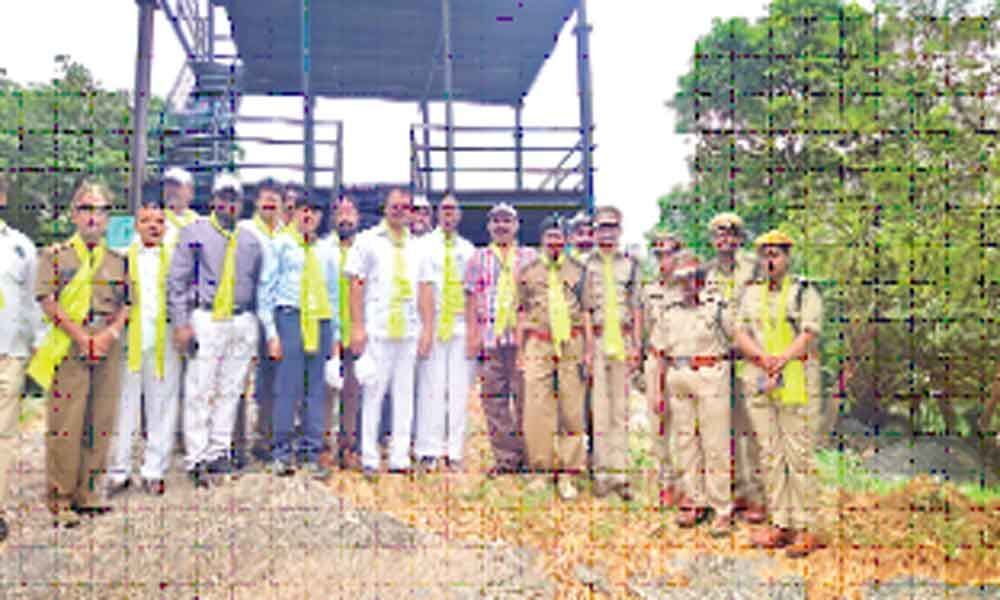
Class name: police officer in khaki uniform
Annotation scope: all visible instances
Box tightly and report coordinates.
[734,230,824,557]
[661,254,738,535]
[582,206,642,500]
[639,225,684,508]
[515,216,587,501]
[29,181,129,528]
[703,212,766,524]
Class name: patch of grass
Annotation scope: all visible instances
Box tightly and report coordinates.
[957,482,1000,505]
[815,448,907,495]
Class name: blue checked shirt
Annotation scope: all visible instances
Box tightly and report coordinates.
[256,231,340,343]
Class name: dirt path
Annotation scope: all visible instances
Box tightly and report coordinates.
[0,432,552,600]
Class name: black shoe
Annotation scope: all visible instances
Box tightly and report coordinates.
[105,478,132,499]
[230,451,249,472]
[189,466,210,489]
[71,504,113,517]
[206,456,234,475]
[0,517,8,542]
[362,467,379,482]
[142,479,166,496]
[250,444,271,463]
[267,460,295,477]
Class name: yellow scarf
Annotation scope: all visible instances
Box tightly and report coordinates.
[210,213,239,320]
[541,253,571,357]
[601,251,626,361]
[490,243,517,337]
[127,241,172,379]
[385,220,412,339]
[254,213,278,239]
[437,231,465,342]
[293,230,334,353]
[166,208,198,230]
[760,276,807,406]
[27,235,107,391]
[339,244,352,350]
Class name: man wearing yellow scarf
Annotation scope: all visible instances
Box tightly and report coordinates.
[237,178,286,467]
[345,188,422,476]
[168,174,266,487]
[413,195,476,472]
[105,201,182,498]
[703,212,767,527]
[731,230,825,558]
[257,193,339,480]
[31,181,129,528]
[465,203,536,477]
[0,174,44,540]
[515,216,586,500]
[581,206,642,501]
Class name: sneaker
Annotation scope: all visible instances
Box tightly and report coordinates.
[189,466,211,489]
[267,460,295,477]
[417,456,439,474]
[557,478,579,501]
[302,461,331,481]
[105,478,132,499]
[142,479,166,496]
[206,457,234,475]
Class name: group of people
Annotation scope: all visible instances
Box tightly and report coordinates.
[0,168,825,557]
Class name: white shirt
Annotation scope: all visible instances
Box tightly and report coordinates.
[134,245,164,352]
[417,228,474,339]
[344,222,423,340]
[0,221,43,357]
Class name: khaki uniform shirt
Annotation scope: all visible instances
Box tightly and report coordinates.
[518,255,585,334]
[737,277,823,401]
[642,279,683,352]
[581,250,641,330]
[704,250,759,308]
[661,292,732,359]
[35,239,129,336]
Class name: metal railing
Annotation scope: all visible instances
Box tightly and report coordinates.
[410,123,591,194]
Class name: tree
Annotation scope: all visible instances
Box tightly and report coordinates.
[0,57,179,245]
[667,0,1000,436]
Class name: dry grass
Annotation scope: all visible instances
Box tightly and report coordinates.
[327,390,1000,599]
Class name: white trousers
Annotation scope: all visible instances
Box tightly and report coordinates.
[107,342,182,483]
[183,310,258,471]
[361,338,417,470]
[414,334,473,461]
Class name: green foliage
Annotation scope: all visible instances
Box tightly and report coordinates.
[665,0,1000,433]
[0,57,178,245]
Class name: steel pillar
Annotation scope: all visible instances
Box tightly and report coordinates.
[514,102,524,190]
[302,0,316,194]
[442,0,455,192]
[129,0,156,214]
[574,0,595,212]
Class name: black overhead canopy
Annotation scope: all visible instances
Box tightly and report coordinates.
[212,0,580,106]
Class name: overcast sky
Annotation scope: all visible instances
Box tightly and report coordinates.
[2,1,770,244]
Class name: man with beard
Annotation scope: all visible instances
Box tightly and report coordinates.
[328,196,363,470]
[168,174,265,486]
[464,203,536,476]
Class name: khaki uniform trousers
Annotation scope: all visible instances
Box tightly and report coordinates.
[46,342,123,512]
[644,350,675,486]
[0,357,26,515]
[522,335,586,474]
[592,347,630,486]
[667,361,733,516]
[733,362,765,504]
[745,361,822,530]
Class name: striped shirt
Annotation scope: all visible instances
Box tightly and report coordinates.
[463,245,536,349]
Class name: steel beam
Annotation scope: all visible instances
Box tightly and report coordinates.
[129,0,156,214]
[441,0,455,192]
[574,0,595,213]
[302,0,316,194]
[514,102,524,190]
[420,101,432,192]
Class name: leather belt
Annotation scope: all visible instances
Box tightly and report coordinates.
[668,355,728,369]
[525,327,584,343]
